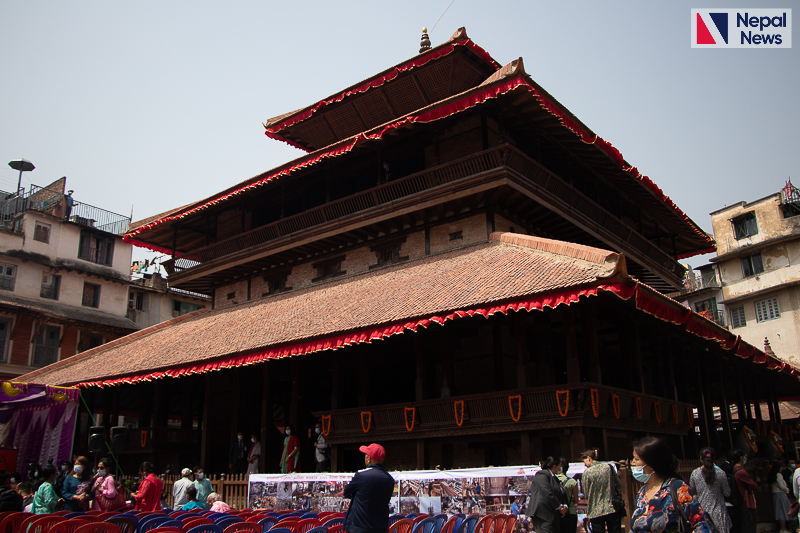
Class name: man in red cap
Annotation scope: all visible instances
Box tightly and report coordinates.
[343,443,395,533]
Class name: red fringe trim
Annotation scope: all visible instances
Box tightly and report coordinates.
[127,77,714,256]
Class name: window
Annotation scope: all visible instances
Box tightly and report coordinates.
[33,222,51,243]
[755,296,780,322]
[173,300,204,317]
[732,212,758,240]
[783,204,800,218]
[82,282,101,308]
[40,273,61,300]
[32,324,60,366]
[730,306,747,328]
[370,239,408,268]
[0,318,11,363]
[449,230,463,241]
[78,230,114,266]
[694,298,718,314]
[128,291,150,312]
[262,271,291,295]
[741,253,764,278]
[0,264,16,291]
[78,332,103,353]
[312,255,346,282]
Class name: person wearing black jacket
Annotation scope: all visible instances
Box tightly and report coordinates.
[0,471,21,512]
[343,443,395,533]
[526,457,567,533]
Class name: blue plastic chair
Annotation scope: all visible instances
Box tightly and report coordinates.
[323,518,344,528]
[206,515,227,522]
[300,514,318,520]
[186,525,224,533]
[406,514,420,520]
[142,517,180,533]
[305,528,327,533]
[215,518,241,530]
[456,515,480,533]
[179,516,207,524]
[412,518,437,533]
[256,518,278,533]
[268,529,293,533]
[215,516,243,524]
[432,514,447,533]
[388,515,405,527]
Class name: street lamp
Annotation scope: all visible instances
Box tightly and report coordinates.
[8,159,34,216]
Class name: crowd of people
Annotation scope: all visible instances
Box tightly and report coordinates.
[524,436,796,533]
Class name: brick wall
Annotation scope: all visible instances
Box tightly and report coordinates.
[429,213,487,255]
[214,280,248,310]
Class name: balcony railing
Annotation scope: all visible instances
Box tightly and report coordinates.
[0,185,131,236]
[162,144,682,280]
[313,383,694,443]
[697,309,726,327]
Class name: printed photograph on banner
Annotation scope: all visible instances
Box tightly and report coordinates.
[463,478,485,498]
[248,481,277,510]
[441,496,465,514]
[400,479,424,496]
[419,496,442,514]
[421,480,442,497]
[277,481,294,500]
[398,497,420,514]
[319,496,346,512]
[509,475,531,495]
[440,478,462,497]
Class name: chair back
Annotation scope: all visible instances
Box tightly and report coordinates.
[270,523,296,533]
[214,518,241,526]
[472,516,493,533]
[321,518,343,527]
[303,528,327,533]
[178,517,204,525]
[274,519,297,526]
[104,516,136,533]
[500,516,516,533]
[326,527,342,533]
[73,523,123,533]
[405,515,419,520]
[141,517,176,533]
[31,516,66,533]
[51,514,72,518]
[490,516,506,533]
[210,520,238,533]
[297,516,316,521]
[432,515,447,533]
[85,513,104,516]
[222,524,260,533]
[149,529,183,533]
[295,520,320,533]
[439,516,458,533]
[458,515,480,533]
[48,520,92,533]
[255,518,276,533]
[266,529,293,533]
[19,515,41,533]
[412,517,437,533]
[184,525,223,533]
[388,519,413,533]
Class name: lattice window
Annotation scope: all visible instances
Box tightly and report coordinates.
[82,282,101,308]
[417,59,453,103]
[732,212,758,240]
[384,76,427,116]
[33,222,51,243]
[451,60,488,94]
[755,297,780,322]
[325,103,365,140]
[32,324,60,367]
[730,306,747,328]
[354,90,394,127]
[293,120,337,151]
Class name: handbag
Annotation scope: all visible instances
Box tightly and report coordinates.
[669,479,692,533]
[95,478,127,511]
[789,500,799,518]
[608,464,626,517]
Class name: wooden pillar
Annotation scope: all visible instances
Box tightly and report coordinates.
[771,387,782,424]
[515,312,527,389]
[696,371,713,448]
[439,328,453,397]
[520,431,531,464]
[717,362,734,450]
[289,360,299,431]
[569,428,586,459]
[583,302,601,384]
[767,384,776,424]
[737,369,751,420]
[416,439,427,470]
[493,322,505,391]
[260,364,272,473]
[632,321,645,394]
[753,381,764,424]
[331,354,341,410]
[358,350,370,406]
[231,370,241,436]
[415,334,426,401]
[667,338,679,401]
[563,307,580,383]
[200,374,212,467]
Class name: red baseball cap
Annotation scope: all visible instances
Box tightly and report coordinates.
[359,443,386,462]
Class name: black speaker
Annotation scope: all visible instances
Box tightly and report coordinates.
[110,426,129,452]
[88,426,105,453]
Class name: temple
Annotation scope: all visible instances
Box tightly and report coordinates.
[18,29,799,474]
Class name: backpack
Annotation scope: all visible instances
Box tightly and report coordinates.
[727,470,742,507]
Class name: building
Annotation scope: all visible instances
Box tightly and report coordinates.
[127,271,210,329]
[0,177,138,378]
[668,264,725,327]
[707,180,800,366]
[19,29,800,474]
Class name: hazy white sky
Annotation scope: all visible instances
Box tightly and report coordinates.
[1,1,797,267]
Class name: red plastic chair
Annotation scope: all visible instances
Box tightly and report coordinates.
[295,520,320,533]
[49,521,95,533]
[73,523,122,533]
[52,514,72,518]
[20,515,42,533]
[501,516,516,533]
[327,526,343,533]
[387,519,413,533]
[223,524,260,533]
[274,523,297,533]
[104,517,136,533]
[440,516,458,533]
[473,516,493,533]
[181,520,212,533]
[85,513,104,516]
[148,529,183,533]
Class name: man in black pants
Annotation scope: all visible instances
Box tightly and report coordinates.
[343,443,394,533]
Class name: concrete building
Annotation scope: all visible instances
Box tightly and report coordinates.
[708,180,800,366]
[127,271,209,329]
[0,177,139,378]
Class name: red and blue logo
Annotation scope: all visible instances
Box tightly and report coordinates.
[692,9,792,48]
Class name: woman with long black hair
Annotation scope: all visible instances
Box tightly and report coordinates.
[689,447,731,532]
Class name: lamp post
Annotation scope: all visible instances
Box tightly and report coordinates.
[7,159,34,216]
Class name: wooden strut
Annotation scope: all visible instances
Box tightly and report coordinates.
[321,415,331,437]
[654,401,661,424]
[635,397,642,419]
[454,401,465,426]
[672,405,679,424]
[404,407,416,432]
[611,393,620,420]
[556,390,570,417]
[590,389,599,418]
[508,395,522,422]
[687,406,694,429]
[360,412,372,433]
[141,430,147,448]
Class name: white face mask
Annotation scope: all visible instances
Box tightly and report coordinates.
[73,465,83,475]
[98,469,107,477]
[251,438,255,443]
[197,473,204,480]
[285,429,291,435]
[315,428,321,434]
[237,435,243,440]
[631,466,651,483]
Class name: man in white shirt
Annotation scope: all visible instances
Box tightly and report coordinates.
[172,468,194,510]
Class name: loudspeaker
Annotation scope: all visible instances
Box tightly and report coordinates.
[110,426,129,452]
[88,426,105,453]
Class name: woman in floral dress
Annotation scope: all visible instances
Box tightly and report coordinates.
[630,437,711,533]
[689,447,732,532]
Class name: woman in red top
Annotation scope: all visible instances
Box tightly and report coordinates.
[280,425,300,473]
[133,462,163,511]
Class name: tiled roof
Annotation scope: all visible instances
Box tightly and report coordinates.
[19,234,619,386]
[0,293,139,331]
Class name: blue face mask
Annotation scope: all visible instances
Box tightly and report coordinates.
[73,465,83,475]
[744,457,748,465]
[631,466,652,483]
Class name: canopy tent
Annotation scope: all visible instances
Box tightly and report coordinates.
[0,381,79,477]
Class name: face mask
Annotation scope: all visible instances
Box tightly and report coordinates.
[315,428,321,434]
[251,438,255,443]
[197,473,204,480]
[285,429,291,435]
[9,478,14,484]
[60,465,66,472]
[98,469,107,477]
[744,457,748,465]
[237,435,243,440]
[559,467,564,474]
[631,466,651,483]
[73,465,83,475]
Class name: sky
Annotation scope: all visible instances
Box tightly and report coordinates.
[1,1,798,268]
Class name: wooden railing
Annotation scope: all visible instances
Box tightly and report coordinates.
[163,144,682,281]
[313,383,694,443]
[118,473,250,510]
